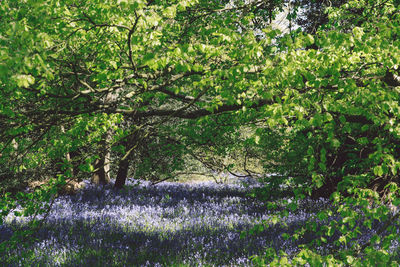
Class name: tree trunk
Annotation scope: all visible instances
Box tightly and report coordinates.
[69,149,81,178]
[92,155,110,185]
[114,129,139,189]
[114,158,130,189]
[60,125,74,178]
[91,85,117,186]
[92,134,111,185]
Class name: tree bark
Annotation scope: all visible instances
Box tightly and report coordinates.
[92,135,111,185]
[69,149,81,178]
[114,128,139,188]
[92,155,110,185]
[91,81,117,186]
[114,157,130,189]
[60,125,74,178]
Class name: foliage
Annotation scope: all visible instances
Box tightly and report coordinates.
[0,0,286,258]
[0,176,66,258]
[0,0,283,185]
[1,0,400,265]
[247,0,400,264]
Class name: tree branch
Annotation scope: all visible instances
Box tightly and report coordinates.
[127,12,141,71]
[120,98,273,119]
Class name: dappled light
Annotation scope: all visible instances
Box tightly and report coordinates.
[1,0,400,265]
[2,179,399,265]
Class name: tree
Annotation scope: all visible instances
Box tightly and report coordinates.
[293,0,346,34]
[1,0,399,197]
[1,0,400,263]
[0,0,285,191]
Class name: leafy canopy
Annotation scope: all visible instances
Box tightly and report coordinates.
[1,0,400,264]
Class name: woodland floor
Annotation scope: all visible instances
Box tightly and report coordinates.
[0,178,398,266]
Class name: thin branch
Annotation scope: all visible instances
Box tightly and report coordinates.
[127,11,141,71]
[81,12,131,31]
[116,98,273,119]
[156,88,196,103]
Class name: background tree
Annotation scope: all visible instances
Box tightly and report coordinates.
[293,0,346,34]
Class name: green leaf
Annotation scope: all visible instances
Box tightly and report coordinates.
[14,74,35,88]
[363,219,372,229]
[279,256,289,265]
[371,234,380,245]
[163,6,176,18]
[282,233,290,240]
[327,226,334,236]
[339,235,347,244]
[312,173,324,188]
[110,61,118,69]
[317,211,327,221]
[346,255,355,264]
[320,148,327,163]
[306,34,314,45]
[361,125,369,132]
[352,27,364,41]
[374,166,384,176]
[318,162,326,172]
[331,139,340,148]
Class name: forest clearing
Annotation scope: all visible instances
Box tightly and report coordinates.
[1,0,400,265]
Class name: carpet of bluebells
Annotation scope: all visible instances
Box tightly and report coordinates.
[0,177,399,266]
